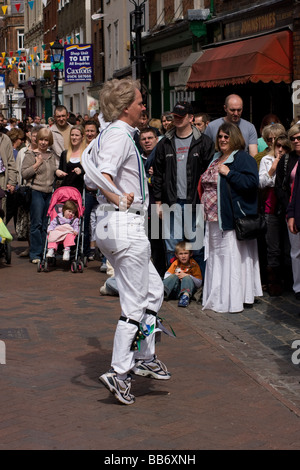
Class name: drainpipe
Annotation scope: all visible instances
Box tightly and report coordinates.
[86,0,92,43]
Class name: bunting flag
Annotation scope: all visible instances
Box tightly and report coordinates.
[1,6,8,15]
[28,1,34,10]
[15,3,21,13]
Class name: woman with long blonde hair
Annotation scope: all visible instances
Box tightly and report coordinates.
[56,125,86,193]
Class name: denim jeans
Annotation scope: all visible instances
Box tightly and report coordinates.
[106,277,119,295]
[163,273,196,299]
[162,199,205,278]
[30,190,51,260]
[84,191,98,256]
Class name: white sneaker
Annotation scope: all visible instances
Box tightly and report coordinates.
[100,263,107,273]
[63,249,70,261]
[99,370,135,405]
[46,248,55,258]
[132,355,171,380]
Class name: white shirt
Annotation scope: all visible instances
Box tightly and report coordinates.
[82,119,149,210]
[259,154,276,189]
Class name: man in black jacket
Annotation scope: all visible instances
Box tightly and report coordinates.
[153,101,215,277]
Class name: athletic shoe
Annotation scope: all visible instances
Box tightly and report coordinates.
[132,355,171,380]
[31,258,40,264]
[99,284,117,296]
[99,370,135,405]
[100,263,107,273]
[63,249,70,261]
[178,294,190,308]
[19,248,29,257]
[46,248,55,258]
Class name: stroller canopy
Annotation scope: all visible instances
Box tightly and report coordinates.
[47,186,85,219]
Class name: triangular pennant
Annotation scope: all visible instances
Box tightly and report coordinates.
[33,46,38,53]
[28,1,34,10]
[1,6,8,15]
[15,3,21,12]
[42,44,46,50]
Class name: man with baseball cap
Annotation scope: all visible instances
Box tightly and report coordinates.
[153,101,215,281]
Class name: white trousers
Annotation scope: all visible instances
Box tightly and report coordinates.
[96,210,164,375]
[288,227,300,294]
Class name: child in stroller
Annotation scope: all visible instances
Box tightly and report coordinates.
[46,200,79,261]
[38,186,85,272]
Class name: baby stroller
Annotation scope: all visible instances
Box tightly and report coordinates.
[0,190,12,265]
[38,186,85,273]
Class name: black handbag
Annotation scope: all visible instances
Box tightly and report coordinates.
[16,175,35,211]
[16,185,32,210]
[227,181,267,241]
[234,213,267,241]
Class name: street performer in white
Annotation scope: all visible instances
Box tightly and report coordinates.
[82,78,171,405]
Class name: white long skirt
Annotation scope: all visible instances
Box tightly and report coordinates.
[202,221,263,313]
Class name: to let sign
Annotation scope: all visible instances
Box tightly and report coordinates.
[64,44,93,82]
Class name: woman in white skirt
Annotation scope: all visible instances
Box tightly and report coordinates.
[199,122,263,313]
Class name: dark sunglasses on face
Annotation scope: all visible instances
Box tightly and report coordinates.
[266,137,275,143]
[276,144,289,151]
[218,134,230,140]
[290,136,300,142]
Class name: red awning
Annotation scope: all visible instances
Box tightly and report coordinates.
[187,30,292,88]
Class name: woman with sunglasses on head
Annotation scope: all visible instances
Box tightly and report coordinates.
[259,134,292,296]
[198,122,262,313]
[282,124,300,300]
[254,123,286,170]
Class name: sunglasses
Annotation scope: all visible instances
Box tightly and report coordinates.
[276,144,289,151]
[290,136,300,142]
[266,137,276,143]
[218,134,230,140]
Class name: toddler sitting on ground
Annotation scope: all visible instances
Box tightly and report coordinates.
[163,241,202,307]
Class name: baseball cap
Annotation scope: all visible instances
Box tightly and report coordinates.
[172,101,194,117]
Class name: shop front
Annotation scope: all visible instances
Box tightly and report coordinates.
[186,1,295,132]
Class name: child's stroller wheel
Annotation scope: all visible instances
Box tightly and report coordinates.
[83,256,88,267]
[44,260,49,272]
[37,261,42,273]
[5,243,11,265]
[78,261,84,273]
[71,261,77,273]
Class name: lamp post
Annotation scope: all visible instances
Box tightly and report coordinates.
[50,37,64,108]
[129,0,147,81]
[6,80,14,118]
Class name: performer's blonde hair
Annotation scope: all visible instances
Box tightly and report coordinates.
[99,78,141,122]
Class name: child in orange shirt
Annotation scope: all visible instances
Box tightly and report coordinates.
[163,241,202,307]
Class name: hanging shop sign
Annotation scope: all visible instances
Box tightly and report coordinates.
[64,44,93,83]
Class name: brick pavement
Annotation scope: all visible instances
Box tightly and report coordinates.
[1,237,300,450]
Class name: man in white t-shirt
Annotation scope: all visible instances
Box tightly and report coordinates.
[204,94,258,157]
